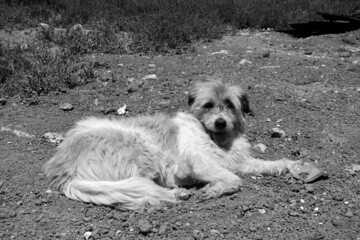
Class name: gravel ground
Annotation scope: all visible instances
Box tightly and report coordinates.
[1,28,360,240]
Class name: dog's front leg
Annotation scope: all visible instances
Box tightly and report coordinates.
[237,158,325,182]
[178,156,243,199]
[236,157,298,176]
[199,170,242,199]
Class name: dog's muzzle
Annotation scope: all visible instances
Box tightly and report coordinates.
[210,118,229,146]
[215,118,226,130]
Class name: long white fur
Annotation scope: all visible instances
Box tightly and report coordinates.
[44,80,300,210]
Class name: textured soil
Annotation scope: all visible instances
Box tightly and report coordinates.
[1,28,360,240]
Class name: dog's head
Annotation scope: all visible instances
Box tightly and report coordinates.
[188,79,251,149]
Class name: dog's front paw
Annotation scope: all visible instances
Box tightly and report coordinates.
[289,160,327,183]
[175,188,192,201]
[202,178,242,199]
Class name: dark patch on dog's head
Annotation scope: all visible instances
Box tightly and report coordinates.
[239,93,251,116]
[188,94,195,106]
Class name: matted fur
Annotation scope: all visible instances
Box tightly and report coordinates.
[44,79,302,210]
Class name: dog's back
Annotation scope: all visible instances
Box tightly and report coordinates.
[44,115,180,210]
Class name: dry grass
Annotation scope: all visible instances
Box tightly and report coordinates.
[0,0,359,97]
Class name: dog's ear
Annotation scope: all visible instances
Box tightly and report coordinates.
[188,94,195,106]
[240,93,251,115]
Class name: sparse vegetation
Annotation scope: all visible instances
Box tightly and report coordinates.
[0,0,359,97]
[0,42,95,97]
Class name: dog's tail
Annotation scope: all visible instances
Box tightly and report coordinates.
[62,177,177,210]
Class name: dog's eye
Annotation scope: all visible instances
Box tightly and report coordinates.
[225,99,235,109]
[203,102,214,109]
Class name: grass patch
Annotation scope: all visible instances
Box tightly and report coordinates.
[0,42,95,97]
[0,0,359,97]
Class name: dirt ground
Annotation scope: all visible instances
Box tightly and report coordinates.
[1,28,360,240]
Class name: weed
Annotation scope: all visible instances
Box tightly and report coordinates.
[0,42,95,97]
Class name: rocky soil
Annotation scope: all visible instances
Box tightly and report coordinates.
[1,28,360,239]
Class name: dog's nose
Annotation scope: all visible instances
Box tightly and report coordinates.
[215,118,227,130]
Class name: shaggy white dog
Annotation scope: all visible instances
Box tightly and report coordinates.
[44,79,323,210]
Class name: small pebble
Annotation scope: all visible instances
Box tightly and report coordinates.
[239,59,252,65]
[59,103,74,111]
[0,98,7,106]
[305,184,314,193]
[288,211,300,216]
[192,229,204,239]
[83,216,92,222]
[177,190,191,200]
[352,164,360,171]
[127,77,135,83]
[271,128,285,138]
[138,219,152,235]
[84,225,93,231]
[345,210,354,217]
[142,74,158,81]
[254,143,267,153]
[83,231,92,240]
[210,229,221,235]
[262,50,270,58]
[158,224,168,235]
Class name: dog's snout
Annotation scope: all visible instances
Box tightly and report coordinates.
[215,118,227,130]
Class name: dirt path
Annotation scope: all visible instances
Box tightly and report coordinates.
[1,29,360,240]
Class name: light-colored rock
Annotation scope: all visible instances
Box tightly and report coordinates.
[127,77,135,83]
[138,219,152,234]
[83,231,92,240]
[210,229,222,235]
[352,164,360,172]
[211,50,229,55]
[142,74,158,81]
[176,189,191,200]
[192,229,204,239]
[43,132,65,145]
[259,209,266,214]
[117,104,127,115]
[239,59,252,65]
[59,103,74,111]
[254,143,267,153]
[271,127,285,138]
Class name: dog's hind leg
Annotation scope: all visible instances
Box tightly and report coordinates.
[44,127,178,210]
